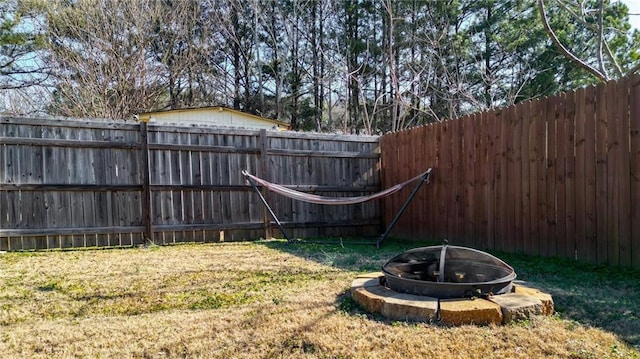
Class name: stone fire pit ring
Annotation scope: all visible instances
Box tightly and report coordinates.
[350,245,553,325]
[350,273,554,325]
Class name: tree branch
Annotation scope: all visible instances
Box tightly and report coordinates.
[627,61,640,75]
[555,0,623,77]
[537,0,609,82]
[596,0,609,79]
[602,38,624,78]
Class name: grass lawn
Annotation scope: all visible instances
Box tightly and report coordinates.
[0,239,638,358]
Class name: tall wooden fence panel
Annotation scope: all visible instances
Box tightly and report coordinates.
[264,131,382,239]
[0,117,381,250]
[381,75,640,270]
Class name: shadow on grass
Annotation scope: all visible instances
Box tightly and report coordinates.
[497,251,640,349]
[258,238,640,349]
[257,237,431,273]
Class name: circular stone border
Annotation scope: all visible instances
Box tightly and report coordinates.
[350,272,553,325]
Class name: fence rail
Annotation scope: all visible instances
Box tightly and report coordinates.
[0,117,381,250]
[381,75,640,270]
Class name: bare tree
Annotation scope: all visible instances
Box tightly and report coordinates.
[148,1,212,110]
[11,0,638,129]
[44,0,165,119]
[0,86,50,115]
[382,0,402,132]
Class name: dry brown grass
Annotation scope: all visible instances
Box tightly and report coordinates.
[0,240,638,359]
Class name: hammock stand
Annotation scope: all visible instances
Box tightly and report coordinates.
[242,168,432,248]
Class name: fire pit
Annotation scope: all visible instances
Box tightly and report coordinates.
[350,243,554,325]
[381,243,516,299]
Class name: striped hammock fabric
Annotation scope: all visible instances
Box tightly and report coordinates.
[242,168,431,205]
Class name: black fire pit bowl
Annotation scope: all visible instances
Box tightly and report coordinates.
[382,244,516,299]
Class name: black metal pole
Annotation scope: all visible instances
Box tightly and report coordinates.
[376,168,432,248]
[245,174,294,243]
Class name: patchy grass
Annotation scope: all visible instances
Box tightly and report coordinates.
[0,239,638,358]
[498,252,640,348]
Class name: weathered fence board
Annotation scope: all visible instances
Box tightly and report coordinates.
[606,81,620,266]
[582,86,598,264]
[381,74,640,270]
[463,114,476,247]
[520,101,532,255]
[476,112,489,249]
[496,108,508,252]
[545,96,558,257]
[617,77,632,268]
[564,90,577,259]
[537,97,550,257]
[631,77,640,270]
[1,117,381,250]
[511,105,523,253]
[555,92,568,258]
[439,120,452,242]
[595,82,609,265]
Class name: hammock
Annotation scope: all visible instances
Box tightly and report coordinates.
[242,168,432,205]
[243,168,432,247]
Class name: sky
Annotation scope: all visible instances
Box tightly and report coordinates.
[621,0,640,30]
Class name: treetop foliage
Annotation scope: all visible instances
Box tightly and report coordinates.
[1,0,638,133]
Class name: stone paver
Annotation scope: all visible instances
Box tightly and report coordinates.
[512,283,554,315]
[381,293,438,322]
[356,272,384,279]
[488,293,543,323]
[351,285,394,314]
[439,298,503,326]
[350,277,381,294]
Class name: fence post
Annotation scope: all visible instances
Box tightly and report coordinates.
[140,121,154,244]
[257,129,272,239]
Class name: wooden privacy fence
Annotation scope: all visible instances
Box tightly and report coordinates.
[381,75,640,270]
[0,117,381,250]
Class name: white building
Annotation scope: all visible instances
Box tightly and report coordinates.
[138,107,291,131]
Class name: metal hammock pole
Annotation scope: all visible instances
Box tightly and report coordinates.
[245,175,294,243]
[244,168,432,247]
[376,168,432,248]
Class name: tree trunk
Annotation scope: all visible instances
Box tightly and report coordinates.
[232,8,241,110]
